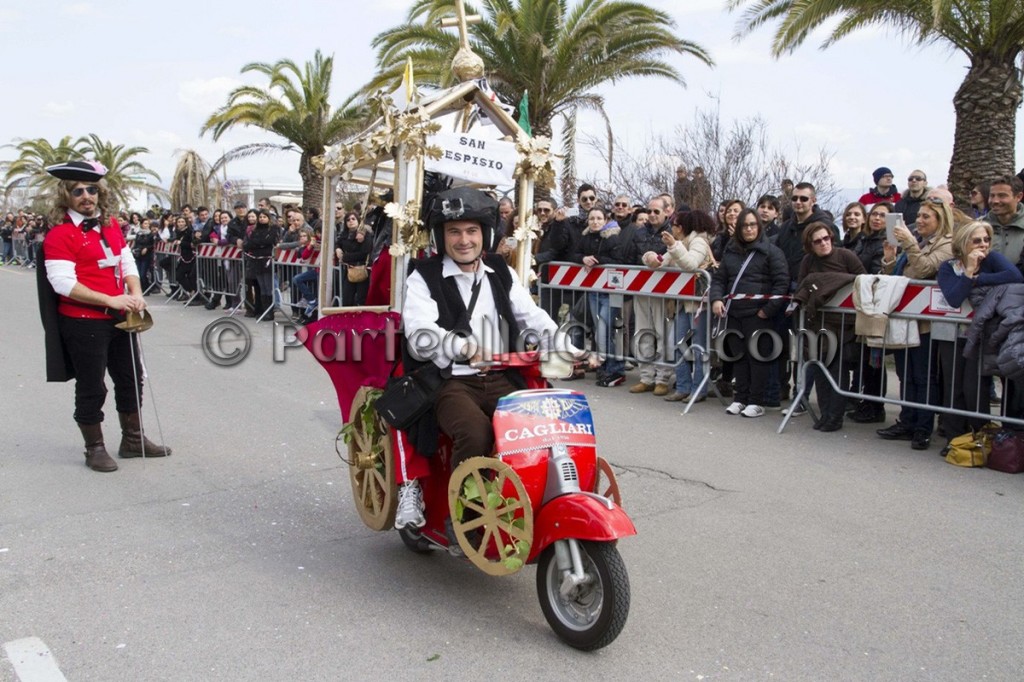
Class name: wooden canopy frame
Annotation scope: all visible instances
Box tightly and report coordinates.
[317,80,538,317]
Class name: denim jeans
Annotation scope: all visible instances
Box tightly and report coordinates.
[893,334,936,435]
[673,309,709,397]
[588,292,624,376]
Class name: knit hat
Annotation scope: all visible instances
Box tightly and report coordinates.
[872,167,893,184]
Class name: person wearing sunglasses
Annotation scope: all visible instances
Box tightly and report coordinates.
[894,170,930,226]
[39,160,172,472]
[772,182,840,408]
[611,195,634,228]
[792,221,865,431]
[936,221,1023,450]
[859,166,902,207]
[628,195,677,395]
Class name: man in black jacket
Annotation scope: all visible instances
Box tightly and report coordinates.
[534,198,577,319]
[773,182,839,289]
[770,182,838,407]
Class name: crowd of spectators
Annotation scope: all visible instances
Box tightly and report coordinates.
[483,166,1024,457]
[9,165,1024,457]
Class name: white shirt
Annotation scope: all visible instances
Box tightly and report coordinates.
[403,256,575,376]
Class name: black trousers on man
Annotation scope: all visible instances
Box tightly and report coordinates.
[58,317,142,425]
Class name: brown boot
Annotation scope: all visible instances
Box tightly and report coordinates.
[118,412,172,458]
[79,423,118,472]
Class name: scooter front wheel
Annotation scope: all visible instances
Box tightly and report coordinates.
[536,540,630,650]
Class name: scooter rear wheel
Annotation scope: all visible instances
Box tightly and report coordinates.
[536,540,630,651]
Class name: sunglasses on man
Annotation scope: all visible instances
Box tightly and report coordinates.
[71,186,99,198]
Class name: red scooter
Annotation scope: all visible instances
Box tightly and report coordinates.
[344,352,636,650]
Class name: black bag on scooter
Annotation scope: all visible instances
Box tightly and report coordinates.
[375,362,449,431]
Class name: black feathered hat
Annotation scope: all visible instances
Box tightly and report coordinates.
[45,160,108,182]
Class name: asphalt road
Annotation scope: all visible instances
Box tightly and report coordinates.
[1,264,1022,681]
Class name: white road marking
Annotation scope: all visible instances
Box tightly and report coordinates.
[2,638,68,682]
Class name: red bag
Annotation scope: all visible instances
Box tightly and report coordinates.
[986,430,1024,474]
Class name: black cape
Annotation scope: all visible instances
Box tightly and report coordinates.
[36,242,75,382]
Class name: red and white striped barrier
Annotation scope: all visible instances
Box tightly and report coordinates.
[544,263,703,297]
[825,281,972,320]
[726,294,789,301]
[196,244,243,260]
[273,247,320,266]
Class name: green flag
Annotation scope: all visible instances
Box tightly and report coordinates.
[517,90,532,136]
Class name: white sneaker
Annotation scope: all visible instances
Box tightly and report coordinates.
[394,480,425,529]
[741,404,765,418]
[725,401,745,415]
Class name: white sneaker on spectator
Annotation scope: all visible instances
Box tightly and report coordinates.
[741,404,765,418]
[784,403,807,417]
[725,401,745,415]
[395,480,425,529]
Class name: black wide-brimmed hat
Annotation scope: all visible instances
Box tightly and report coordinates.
[45,160,108,182]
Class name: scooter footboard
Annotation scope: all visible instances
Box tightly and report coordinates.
[529,493,636,562]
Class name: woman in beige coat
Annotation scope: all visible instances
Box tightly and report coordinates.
[875,198,955,450]
[643,210,715,402]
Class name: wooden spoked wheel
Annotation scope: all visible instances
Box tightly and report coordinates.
[594,457,622,507]
[448,457,534,576]
[347,386,396,531]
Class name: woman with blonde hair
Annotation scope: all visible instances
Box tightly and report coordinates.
[873,198,955,450]
[936,221,1024,443]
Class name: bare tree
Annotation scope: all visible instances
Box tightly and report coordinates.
[582,104,840,214]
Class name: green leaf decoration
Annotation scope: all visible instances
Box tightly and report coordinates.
[462,477,481,502]
[486,491,502,510]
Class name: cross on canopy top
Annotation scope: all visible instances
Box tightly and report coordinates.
[439,0,481,49]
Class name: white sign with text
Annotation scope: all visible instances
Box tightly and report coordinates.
[425,131,517,186]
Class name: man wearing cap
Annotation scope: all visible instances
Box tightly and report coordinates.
[673,165,692,211]
[395,187,590,536]
[860,167,902,206]
[38,160,172,472]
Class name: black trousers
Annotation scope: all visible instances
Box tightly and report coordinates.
[725,314,773,405]
[58,316,142,425]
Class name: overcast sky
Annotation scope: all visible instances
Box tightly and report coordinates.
[3,0,1022,207]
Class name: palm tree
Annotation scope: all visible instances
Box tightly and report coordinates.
[2,135,89,199]
[728,0,1024,204]
[84,134,164,208]
[3,135,164,208]
[368,0,713,202]
[201,50,367,211]
[169,150,216,211]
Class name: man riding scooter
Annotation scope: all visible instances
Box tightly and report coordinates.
[397,187,592,547]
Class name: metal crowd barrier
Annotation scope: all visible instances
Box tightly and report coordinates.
[782,277,1024,434]
[538,262,714,413]
[265,247,321,322]
[195,244,244,314]
[152,241,180,298]
[11,236,28,264]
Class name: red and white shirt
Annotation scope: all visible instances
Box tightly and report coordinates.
[45,210,139,319]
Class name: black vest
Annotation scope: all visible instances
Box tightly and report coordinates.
[408,252,522,356]
[401,252,526,455]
